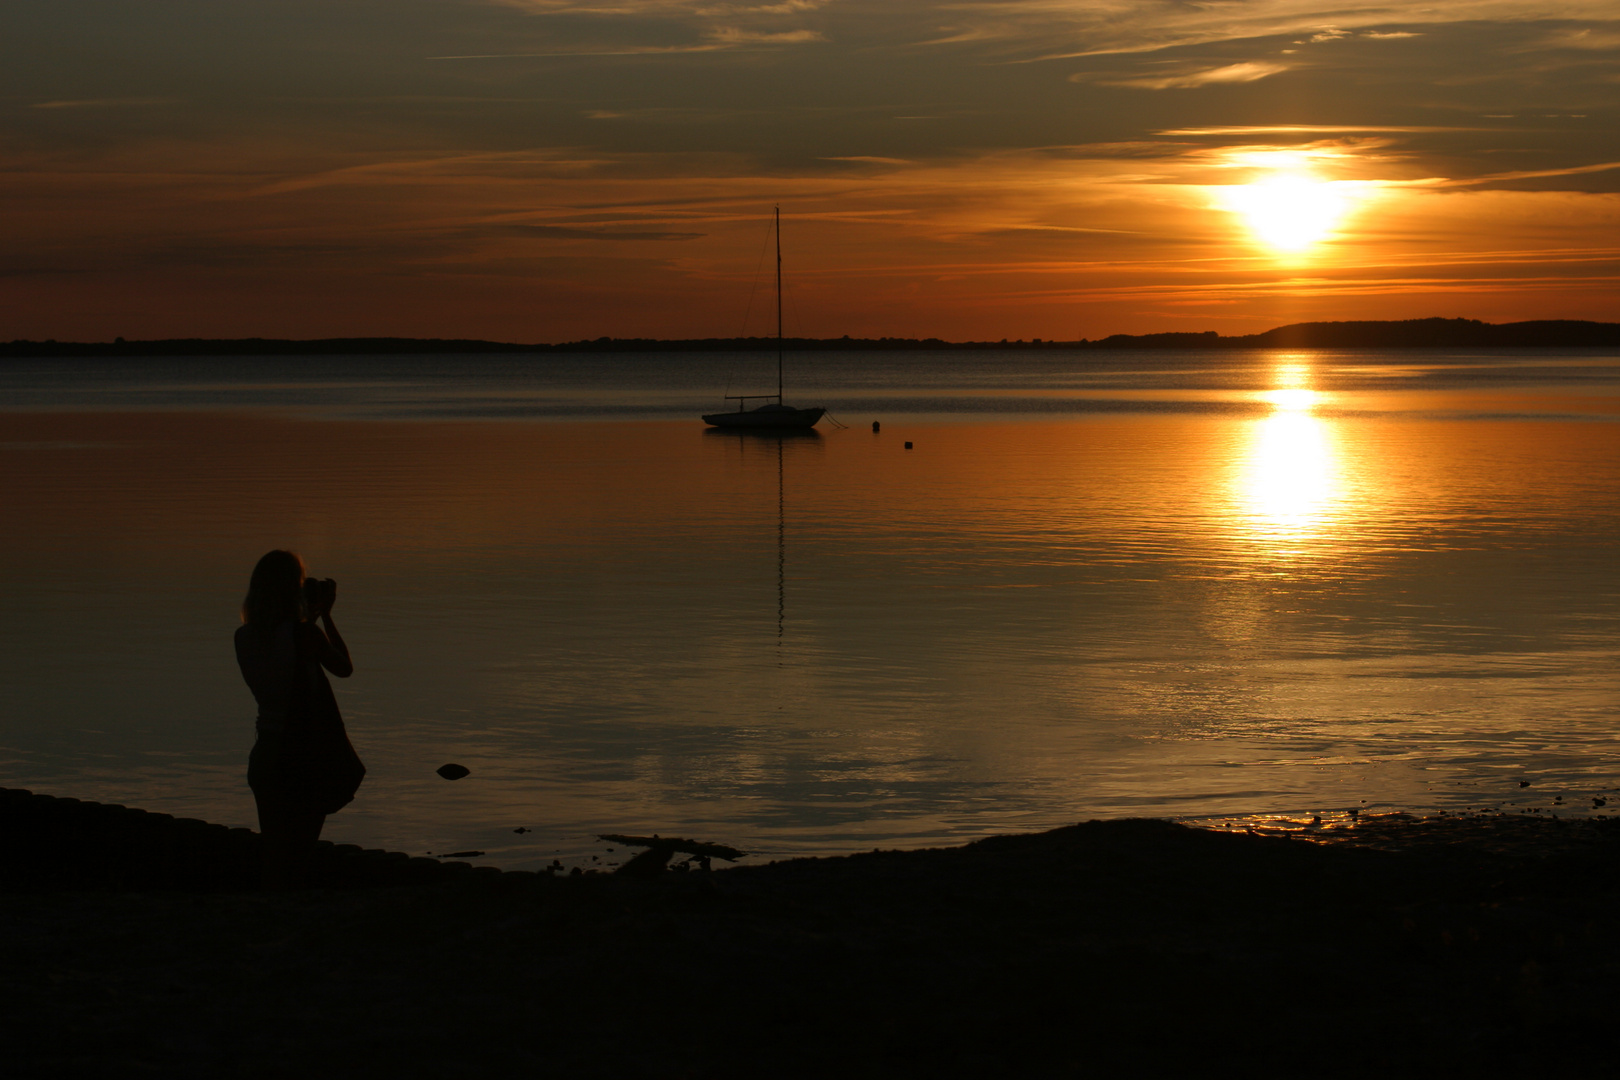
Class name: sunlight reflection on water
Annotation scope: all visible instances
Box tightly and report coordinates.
[1233,359,1340,556]
[3,349,1619,868]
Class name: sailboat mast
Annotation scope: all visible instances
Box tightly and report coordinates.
[775,204,783,400]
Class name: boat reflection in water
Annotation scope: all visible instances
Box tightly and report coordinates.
[705,426,821,639]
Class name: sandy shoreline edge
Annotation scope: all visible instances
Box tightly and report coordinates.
[8,784,1617,890]
[6,785,1619,1073]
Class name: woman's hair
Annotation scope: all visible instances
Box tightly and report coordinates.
[241,549,306,627]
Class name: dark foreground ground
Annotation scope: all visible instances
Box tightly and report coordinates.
[4,788,1619,1077]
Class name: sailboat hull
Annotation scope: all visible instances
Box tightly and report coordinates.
[702,405,825,429]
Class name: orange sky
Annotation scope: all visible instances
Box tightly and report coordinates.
[3,1,1617,341]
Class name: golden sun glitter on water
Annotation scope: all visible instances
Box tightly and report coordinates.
[1232,360,1341,555]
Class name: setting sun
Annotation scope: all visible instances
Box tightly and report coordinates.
[1222,174,1351,254]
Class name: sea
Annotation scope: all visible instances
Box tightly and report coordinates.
[3,347,1618,869]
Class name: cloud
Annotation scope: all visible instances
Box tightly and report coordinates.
[429,45,727,58]
[461,0,1620,65]
[821,156,913,165]
[698,1,826,12]
[484,0,828,42]
[431,1,825,58]
[1160,126,1493,136]
[950,2,1620,60]
[494,0,827,11]
[1094,61,1290,90]
[487,1,714,13]
[29,98,177,109]
[980,224,1144,237]
[1441,161,1620,186]
[508,224,707,240]
[1536,27,1620,50]
[706,27,824,44]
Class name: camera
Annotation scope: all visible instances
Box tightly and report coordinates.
[302,576,336,614]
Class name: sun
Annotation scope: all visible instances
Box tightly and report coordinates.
[1222,173,1350,254]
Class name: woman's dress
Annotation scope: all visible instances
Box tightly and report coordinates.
[235,620,365,815]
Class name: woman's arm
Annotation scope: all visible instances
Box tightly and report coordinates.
[314,613,354,678]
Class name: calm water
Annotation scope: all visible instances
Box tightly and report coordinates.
[3,349,1618,868]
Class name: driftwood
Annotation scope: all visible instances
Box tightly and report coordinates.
[598,834,747,876]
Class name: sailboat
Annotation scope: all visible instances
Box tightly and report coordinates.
[702,206,826,430]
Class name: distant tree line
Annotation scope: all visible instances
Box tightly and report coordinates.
[5,318,1618,357]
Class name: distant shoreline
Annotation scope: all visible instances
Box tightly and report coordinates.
[5,316,1619,357]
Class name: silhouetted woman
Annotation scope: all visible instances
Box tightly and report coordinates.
[235,549,365,888]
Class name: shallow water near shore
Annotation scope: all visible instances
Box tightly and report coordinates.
[2,348,1619,868]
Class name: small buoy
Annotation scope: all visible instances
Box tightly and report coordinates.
[1519,780,1530,788]
[436,763,471,781]
[904,441,913,450]
[872,421,880,432]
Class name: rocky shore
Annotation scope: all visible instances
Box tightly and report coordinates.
[5,786,1619,1076]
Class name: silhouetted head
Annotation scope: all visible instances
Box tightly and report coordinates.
[241,549,306,627]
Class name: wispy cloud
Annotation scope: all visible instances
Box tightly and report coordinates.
[29,98,177,109]
[821,156,913,165]
[489,1,819,11]
[1091,62,1290,90]
[505,224,706,240]
[1160,126,1495,136]
[941,1,1620,59]
[429,45,726,58]
[482,0,828,52]
[427,25,822,58]
[706,27,824,44]
[1441,160,1620,186]
[1531,27,1620,50]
